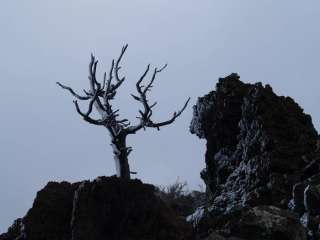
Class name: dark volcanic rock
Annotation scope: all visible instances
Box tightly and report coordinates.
[202,207,307,239]
[190,73,319,238]
[0,219,23,240]
[290,173,320,239]
[70,177,192,240]
[227,206,306,240]
[0,182,78,240]
[1,177,193,240]
[200,206,306,240]
[190,73,318,212]
[24,181,79,240]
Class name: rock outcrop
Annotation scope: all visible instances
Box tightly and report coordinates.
[0,177,193,240]
[190,73,320,239]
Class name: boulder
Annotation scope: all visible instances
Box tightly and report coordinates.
[228,206,307,240]
[290,174,320,238]
[200,206,307,240]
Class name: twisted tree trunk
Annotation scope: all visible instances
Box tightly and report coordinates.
[111,134,130,180]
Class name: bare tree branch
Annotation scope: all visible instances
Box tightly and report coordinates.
[115,44,127,82]
[143,64,167,94]
[56,82,91,100]
[110,44,127,93]
[73,100,104,125]
[145,97,191,129]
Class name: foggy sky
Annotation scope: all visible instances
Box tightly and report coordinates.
[1,1,320,232]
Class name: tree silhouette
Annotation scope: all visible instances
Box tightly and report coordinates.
[57,45,190,179]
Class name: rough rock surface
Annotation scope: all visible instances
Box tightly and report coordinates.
[226,206,307,240]
[190,73,320,239]
[0,177,193,240]
[0,219,23,240]
[290,172,320,239]
[190,73,318,211]
[203,206,306,240]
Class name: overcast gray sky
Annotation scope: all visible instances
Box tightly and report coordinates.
[1,1,320,232]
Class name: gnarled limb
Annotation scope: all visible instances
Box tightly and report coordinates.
[56,82,91,100]
[126,64,190,134]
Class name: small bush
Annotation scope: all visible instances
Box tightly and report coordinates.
[156,180,206,217]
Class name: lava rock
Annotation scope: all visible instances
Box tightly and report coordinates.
[204,232,245,240]
[0,219,23,240]
[200,206,307,240]
[228,206,307,240]
[70,176,192,240]
[205,232,227,240]
[1,177,193,240]
[291,174,320,238]
[1,181,80,240]
[190,73,318,214]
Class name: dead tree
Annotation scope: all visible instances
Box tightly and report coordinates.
[57,45,190,180]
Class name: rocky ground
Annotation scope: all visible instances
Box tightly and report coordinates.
[1,73,320,240]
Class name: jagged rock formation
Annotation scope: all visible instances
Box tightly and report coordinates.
[0,177,193,240]
[190,73,320,239]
